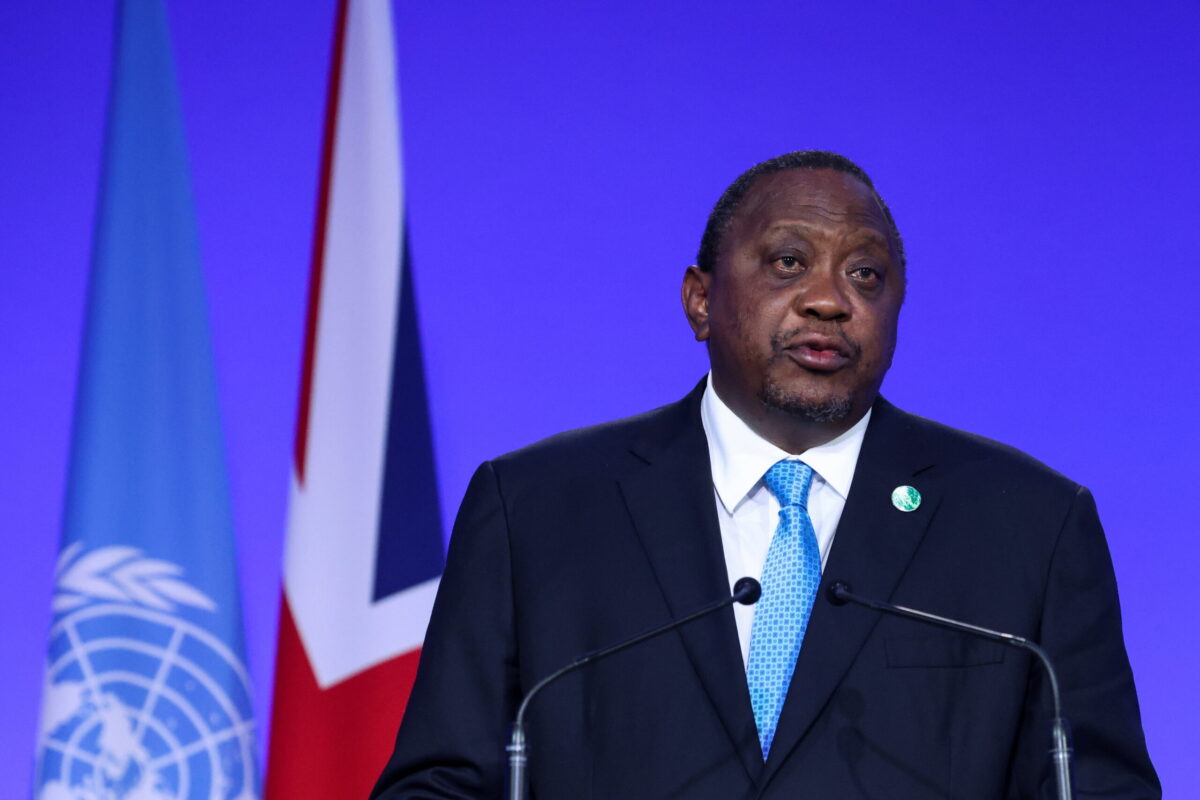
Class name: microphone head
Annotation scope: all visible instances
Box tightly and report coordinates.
[732,577,761,605]
[826,580,852,606]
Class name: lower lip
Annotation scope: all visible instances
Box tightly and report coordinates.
[786,346,849,371]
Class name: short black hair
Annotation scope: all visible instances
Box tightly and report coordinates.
[696,150,905,273]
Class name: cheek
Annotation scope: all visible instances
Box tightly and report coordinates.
[730,302,788,363]
[710,287,763,346]
[858,312,900,366]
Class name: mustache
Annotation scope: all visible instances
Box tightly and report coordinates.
[770,326,861,358]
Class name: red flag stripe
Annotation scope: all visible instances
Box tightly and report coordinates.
[292,0,349,485]
[265,599,421,800]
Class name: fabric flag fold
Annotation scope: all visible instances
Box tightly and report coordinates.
[265,1,444,798]
[34,1,259,799]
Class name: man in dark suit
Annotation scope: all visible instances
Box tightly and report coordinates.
[371,152,1159,798]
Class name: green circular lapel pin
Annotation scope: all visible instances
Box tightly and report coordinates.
[891,485,921,512]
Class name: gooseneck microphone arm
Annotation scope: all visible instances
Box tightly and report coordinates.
[827,581,1073,800]
[506,577,762,800]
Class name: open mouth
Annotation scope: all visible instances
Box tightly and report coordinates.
[785,345,850,372]
[779,333,854,373]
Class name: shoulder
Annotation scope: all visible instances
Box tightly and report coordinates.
[878,399,1083,498]
[487,391,695,486]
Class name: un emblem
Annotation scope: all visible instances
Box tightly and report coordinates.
[36,544,257,800]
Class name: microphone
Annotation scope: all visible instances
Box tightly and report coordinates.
[506,577,761,800]
[827,580,1074,800]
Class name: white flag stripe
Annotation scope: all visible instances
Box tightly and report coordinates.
[283,0,436,690]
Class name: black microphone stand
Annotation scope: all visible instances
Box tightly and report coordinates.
[506,577,761,800]
[828,581,1073,800]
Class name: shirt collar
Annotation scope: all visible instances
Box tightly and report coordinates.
[700,372,871,514]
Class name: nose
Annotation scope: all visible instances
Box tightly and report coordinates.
[797,266,850,321]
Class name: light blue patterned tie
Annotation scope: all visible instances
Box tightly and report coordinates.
[746,459,820,760]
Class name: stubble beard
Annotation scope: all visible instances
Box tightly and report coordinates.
[756,328,857,423]
[757,378,854,423]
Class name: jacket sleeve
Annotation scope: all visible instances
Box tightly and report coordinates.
[370,461,519,799]
[1007,486,1160,799]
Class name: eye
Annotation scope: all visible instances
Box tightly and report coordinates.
[848,262,882,287]
[774,255,804,273]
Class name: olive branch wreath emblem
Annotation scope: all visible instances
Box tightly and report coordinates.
[53,542,217,614]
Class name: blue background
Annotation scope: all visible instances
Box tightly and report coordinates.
[2,0,1196,794]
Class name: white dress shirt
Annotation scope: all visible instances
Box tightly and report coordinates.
[699,374,871,667]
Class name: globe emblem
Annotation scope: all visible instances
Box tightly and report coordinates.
[36,545,257,800]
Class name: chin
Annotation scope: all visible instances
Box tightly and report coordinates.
[758,380,853,424]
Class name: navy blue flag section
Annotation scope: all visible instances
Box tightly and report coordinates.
[34,2,258,799]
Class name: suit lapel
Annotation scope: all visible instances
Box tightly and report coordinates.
[617,386,764,784]
[760,398,943,787]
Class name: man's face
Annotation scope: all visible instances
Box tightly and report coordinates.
[684,168,904,427]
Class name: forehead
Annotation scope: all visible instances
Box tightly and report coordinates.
[729,168,891,245]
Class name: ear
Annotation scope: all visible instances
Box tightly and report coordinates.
[681,265,712,342]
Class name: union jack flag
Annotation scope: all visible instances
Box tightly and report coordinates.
[265,2,443,797]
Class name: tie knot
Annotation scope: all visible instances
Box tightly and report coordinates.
[763,459,814,508]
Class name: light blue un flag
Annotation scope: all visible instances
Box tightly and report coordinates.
[34,1,258,798]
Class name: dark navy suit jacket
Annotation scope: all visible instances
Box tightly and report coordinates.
[371,384,1159,799]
